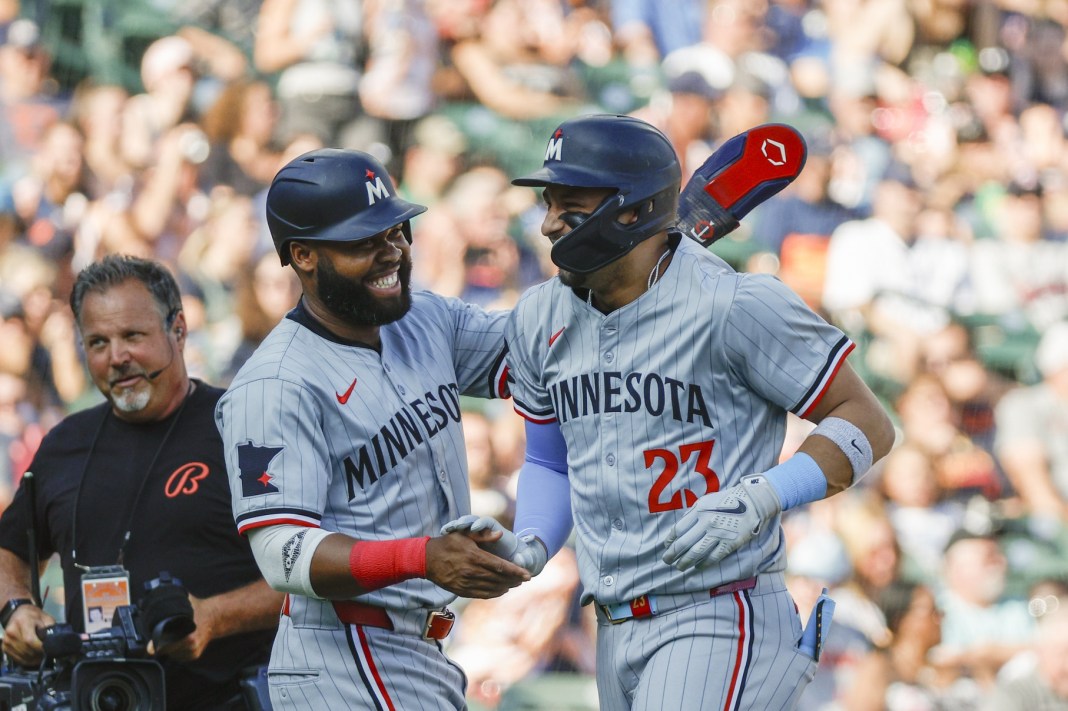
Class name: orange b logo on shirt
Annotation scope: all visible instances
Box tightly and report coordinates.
[165,462,210,498]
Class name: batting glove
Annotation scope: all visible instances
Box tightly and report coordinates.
[440,515,547,575]
[661,474,783,572]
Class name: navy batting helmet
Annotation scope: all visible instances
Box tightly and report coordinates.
[513,114,681,274]
[266,149,427,265]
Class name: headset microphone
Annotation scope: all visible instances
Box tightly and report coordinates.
[146,312,181,380]
[145,342,175,381]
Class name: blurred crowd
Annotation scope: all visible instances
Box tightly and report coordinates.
[1,0,1068,709]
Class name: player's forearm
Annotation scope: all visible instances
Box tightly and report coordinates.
[513,459,573,560]
[248,525,422,599]
[800,364,896,496]
[310,533,428,599]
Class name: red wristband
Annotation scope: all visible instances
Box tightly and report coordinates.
[348,537,430,592]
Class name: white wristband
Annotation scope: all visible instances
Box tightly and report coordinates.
[810,416,873,484]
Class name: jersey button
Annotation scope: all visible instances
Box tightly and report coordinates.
[603,575,615,586]
[384,363,391,372]
[604,352,614,362]
[606,454,615,466]
[438,470,447,481]
[397,386,406,395]
[612,518,623,530]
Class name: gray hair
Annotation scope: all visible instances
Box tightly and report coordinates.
[69,255,182,328]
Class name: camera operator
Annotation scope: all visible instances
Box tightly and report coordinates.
[0,255,283,710]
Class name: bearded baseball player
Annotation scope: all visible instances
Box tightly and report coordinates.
[444,114,895,710]
[215,149,530,710]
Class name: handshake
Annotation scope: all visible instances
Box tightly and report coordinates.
[440,515,548,576]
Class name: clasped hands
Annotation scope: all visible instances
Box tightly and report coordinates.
[439,515,548,576]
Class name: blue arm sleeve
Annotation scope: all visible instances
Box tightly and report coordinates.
[514,419,573,558]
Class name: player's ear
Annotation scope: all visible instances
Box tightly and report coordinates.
[288,241,316,274]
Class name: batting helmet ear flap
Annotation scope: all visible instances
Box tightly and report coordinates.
[549,179,680,275]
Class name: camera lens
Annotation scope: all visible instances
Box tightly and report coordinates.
[89,677,140,711]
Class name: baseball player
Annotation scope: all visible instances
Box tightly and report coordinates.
[445,115,895,710]
[214,149,530,710]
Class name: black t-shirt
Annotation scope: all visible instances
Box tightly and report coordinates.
[0,382,275,710]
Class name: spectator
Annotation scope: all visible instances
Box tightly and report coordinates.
[982,594,1068,710]
[994,322,1068,519]
[69,81,134,199]
[789,528,880,711]
[411,164,542,307]
[935,528,1034,689]
[0,18,68,182]
[253,0,372,149]
[176,187,260,333]
[749,138,862,260]
[111,122,211,264]
[358,0,440,156]
[11,121,89,275]
[895,373,1001,503]
[221,251,301,384]
[168,0,262,101]
[822,168,955,388]
[198,78,282,197]
[877,442,965,582]
[121,35,199,171]
[970,180,1068,332]
[433,0,587,123]
[849,579,969,711]
[611,0,702,68]
[833,491,902,651]
[631,44,731,184]
[396,114,468,207]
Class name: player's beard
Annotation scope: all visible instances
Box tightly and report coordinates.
[316,253,413,327]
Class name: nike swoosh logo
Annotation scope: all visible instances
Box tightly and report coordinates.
[850,439,862,453]
[336,377,358,404]
[708,501,747,515]
[548,327,565,347]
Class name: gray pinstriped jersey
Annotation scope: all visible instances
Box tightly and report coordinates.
[506,236,853,606]
[215,292,509,616]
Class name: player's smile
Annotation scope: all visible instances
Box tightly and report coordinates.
[366,269,400,294]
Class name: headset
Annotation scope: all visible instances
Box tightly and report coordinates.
[146,308,182,381]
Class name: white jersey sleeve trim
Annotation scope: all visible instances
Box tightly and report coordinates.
[236,508,322,535]
[512,400,557,424]
[495,358,511,399]
[794,337,854,419]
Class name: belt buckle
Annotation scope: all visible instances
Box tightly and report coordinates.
[423,608,455,640]
[600,604,627,625]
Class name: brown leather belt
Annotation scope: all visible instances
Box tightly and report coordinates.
[282,595,455,640]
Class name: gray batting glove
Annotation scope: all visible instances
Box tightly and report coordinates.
[440,515,547,575]
[661,474,783,571]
